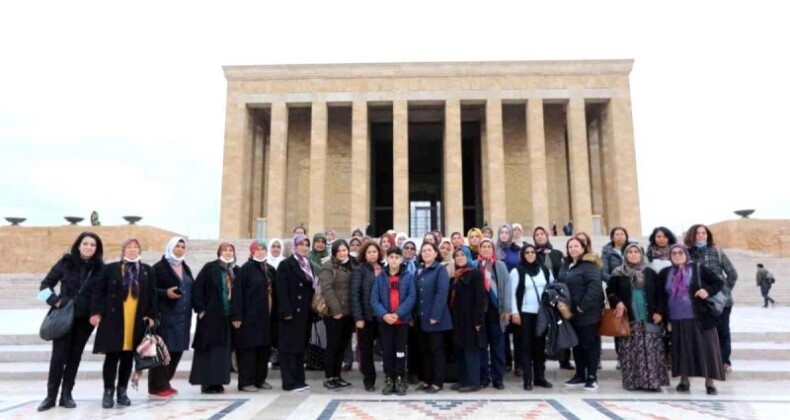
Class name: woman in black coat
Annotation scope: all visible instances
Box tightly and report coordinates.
[351,240,384,391]
[190,242,237,394]
[232,240,276,392]
[558,237,603,391]
[37,232,104,411]
[91,238,157,409]
[275,234,316,392]
[148,236,194,397]
[449,248,486,392]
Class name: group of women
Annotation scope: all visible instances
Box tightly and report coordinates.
[37,222,737,410]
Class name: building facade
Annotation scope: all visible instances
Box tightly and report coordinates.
[219,60,641,239]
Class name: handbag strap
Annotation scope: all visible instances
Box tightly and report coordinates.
[526,274,543,309]
[312,322,322,347]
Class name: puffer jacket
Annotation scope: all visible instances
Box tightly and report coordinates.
[601,241,639,284]
[688,245,738,307]
[350,262,377,321]
[558,253,604,326]
[319,258,353,317]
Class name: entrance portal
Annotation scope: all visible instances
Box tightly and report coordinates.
[408,122,443,238]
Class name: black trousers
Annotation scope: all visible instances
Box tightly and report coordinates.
[407,324,423,379]
[357,319,379,386]
[278,352,306,390]
[514,312,547,385]
[379,322,408,379]
[718,306,733,366]
[103,351,134,389]
[418,326,446,387]
[47,316,94,392]
[148,351,183,393]
[237,346,271,389]
[504,322,523,369]
[324,317,354,379]
[572,323,600,381]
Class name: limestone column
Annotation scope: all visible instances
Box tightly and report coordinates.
[251,123,266,227]
[444,99,464,235]
[566,98,593,235]
[219,100,253,238]
[485,99,507,227]
[587,117,604,217]
[350,101,370,232]
[527,98,549,229]
[266,102,289,239]
[393,101,409,233]
[604,96,642,235]
[309,101,328,233]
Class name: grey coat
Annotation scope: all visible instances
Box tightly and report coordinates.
[688,245,738,307]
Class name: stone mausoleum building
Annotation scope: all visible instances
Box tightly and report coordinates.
[219,60,641,239]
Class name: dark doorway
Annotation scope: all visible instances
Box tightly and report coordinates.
[370,122,393,237]
[462,121,483,232]
[409,123,443,238]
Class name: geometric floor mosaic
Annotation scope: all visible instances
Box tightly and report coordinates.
[0,398,249,420]
[584,399,789,420]
[316,399,579,420]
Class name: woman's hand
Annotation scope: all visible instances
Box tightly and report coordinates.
[143,317,155,327]
[333,314,343,320]
[695,289,709,300]
[198,312,206,320]
[355,320,365,330]
[511,314,521,326]
[89,314,101,326]
[232,321,242,329]
[429,319,438,325]
[614,302,626,318]
[166,287,181,300]
[652,313,663,324]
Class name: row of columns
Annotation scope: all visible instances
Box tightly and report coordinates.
[221,97,639,239]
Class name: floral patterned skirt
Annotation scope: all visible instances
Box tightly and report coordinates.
[620,321,670,391]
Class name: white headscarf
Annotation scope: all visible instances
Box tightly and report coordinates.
[165,236,186,265]
[266,238,285,269]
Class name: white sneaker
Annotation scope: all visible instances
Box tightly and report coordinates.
[584,380,598,391]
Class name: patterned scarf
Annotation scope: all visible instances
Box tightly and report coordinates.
[647,244,670,261]
[296,254,315,284]
[219,260,235,301]
[668,244,693,299]
[611,244,649,289]
[122,262,139,299]
[477,253,497,293]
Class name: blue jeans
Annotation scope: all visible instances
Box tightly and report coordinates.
[480,320,505,386]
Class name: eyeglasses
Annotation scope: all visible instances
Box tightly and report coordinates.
[670,251,685,256]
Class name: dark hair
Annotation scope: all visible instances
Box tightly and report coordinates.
[431,230,443,244]
[564,237,589,264]
[417,241,441,265]
[649,226,677,247]
[757,263,764,269]
[575,232,593,249]
[330,239,349,259]
[402,240,417,251]
[450,231,463,239]
[293,225,307,235]
[684,224,715,247]
[351,228,364,238]
[349,237,362,246]
[482,226,494,236]
[609,226,629,244]
[519,243,538,264]
[386,246,403,257]
[70,231,104,266]
[357,240,382,265]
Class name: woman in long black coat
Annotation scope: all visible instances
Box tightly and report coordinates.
[190,242,238,394]
[91,238,157,409]
[148,236,194,396]
[449,248,486,392]
[232,240,276,392]
[38,232,104,411]
[275,234,316,392]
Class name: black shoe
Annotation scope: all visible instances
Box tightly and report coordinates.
[37,390,57,412]
[336,378,352,388]
[201,385,216,394]
[408,372,420,384]
[215,385,225,394]
[324,379,340,390]
[523,383,533,391]
[458,385,480,393]
[675,382,690,392]
[514,368,523,377]
[382,377,394,395]
[559,362,575,370]
[256,382,273,390]
[565,376,585,388]
[365,383,376,392]
[584,379,598,391]
[415,382,430,391]
[493,383,505,390]
[450,383,461,390]
[116,386,131,406]
[706,386,717,395]
[425,385,442,394]
[505,365,513,372]
[59,386,76,408]
[395,377,408,396]
[534,378,553,389]
[102,388,115,409]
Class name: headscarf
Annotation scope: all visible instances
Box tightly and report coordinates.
[518,244,542,277]
[308,232,329,271]
[511,223,525,247]
[450,248,474,308]
[495,223,514,260]
[165,236,186,266]
[668,243,693,299]
[249,239,268,262]
[533,227,554,253]
[216,242,236,300]
[266,238,285,269]
[477,238,497,293]
[121,238,141,299]
[611,243,649,289]
[292,234,315,283]
[467,227,483,255]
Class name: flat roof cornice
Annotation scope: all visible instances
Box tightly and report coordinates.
[222,59,634,81]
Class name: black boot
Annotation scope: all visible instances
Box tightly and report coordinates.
[102,388,115,409]
[37,385,58,412]
[59,384,76,408]
[116,386,131,406]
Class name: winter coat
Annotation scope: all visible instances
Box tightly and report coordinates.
[371,267,416,322]
[657,263,724,330]
[607,267,664,323]
[479,259,513,328]
[319,259,353,317]
[275,255,315,354]
[756,267,774,289]
[497,243,521,272]
[537,282,578,359]
[414,261,453,332]
[40,254,102,318]
[688,245,738,307]
[191,260,236,351]
[151,257,194,352]
[91,261,157,353]
[558,254,604,327]
[350,263,378,322]
[232,260,275,349]
[536,248,564,280]
[450,269,487,350]
[601,241,638,284]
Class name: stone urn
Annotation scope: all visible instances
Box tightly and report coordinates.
[64,216,84,225]
[734,209,755,219]
[123,216,143,225]
[4,217,26,226]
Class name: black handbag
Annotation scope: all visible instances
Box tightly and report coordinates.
[134,327,165,371]
[304,322,325,370]
[39,299,75,341]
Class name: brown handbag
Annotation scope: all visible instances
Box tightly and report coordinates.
[598,295,631,337]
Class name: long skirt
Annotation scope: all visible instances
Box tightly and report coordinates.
[189,329,232,386]
[620,322,670,390]
[670,318,725,380]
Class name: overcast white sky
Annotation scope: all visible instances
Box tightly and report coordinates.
[1,1,787,239]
